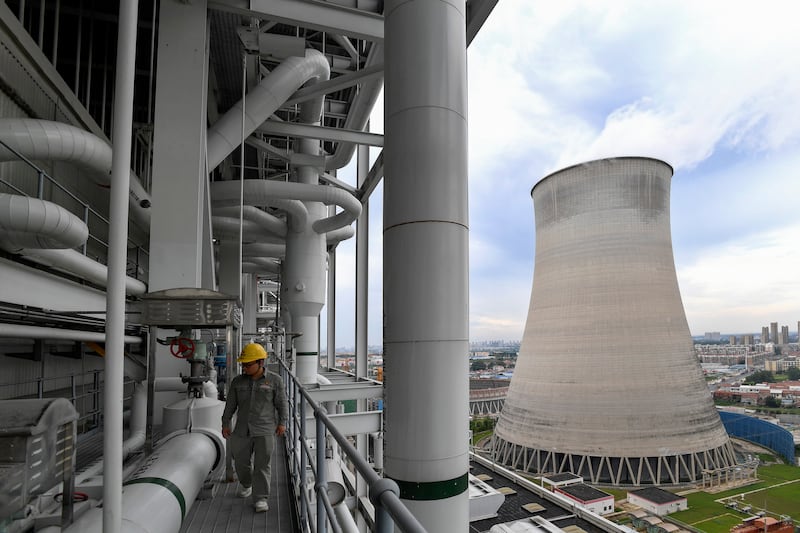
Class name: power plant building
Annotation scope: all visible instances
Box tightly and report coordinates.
[492,157,736,486]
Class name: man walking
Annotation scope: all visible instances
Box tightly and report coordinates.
[222,342,288,512]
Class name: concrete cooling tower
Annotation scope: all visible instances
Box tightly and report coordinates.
[492,157,736,486]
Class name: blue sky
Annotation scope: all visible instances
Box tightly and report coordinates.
[322,0,800,348]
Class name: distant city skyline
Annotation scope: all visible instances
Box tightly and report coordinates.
[322,1,800,347]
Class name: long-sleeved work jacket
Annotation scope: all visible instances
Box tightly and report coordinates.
[222,369,288,437]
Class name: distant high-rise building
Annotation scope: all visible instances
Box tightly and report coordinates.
[762,326,770,343]
[729,336,737,345]
[493,157,735,486]
[771,322,778,345]
[779,325,789,345]
[742,334,754,345]
[704,332,721,341]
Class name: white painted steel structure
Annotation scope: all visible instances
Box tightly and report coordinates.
[493,157,737,486]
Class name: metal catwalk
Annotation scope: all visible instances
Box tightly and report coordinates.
[180,438,296,533]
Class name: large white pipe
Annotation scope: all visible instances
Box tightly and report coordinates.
[211,216,284,244]
[104,3,139,531]
[242,242,285,257]
[0,118,151,229]
[0,193,89,251]
[65,432,218,533]
[17,248,147,295]
[212,205,287,237]
[210,180,360,234]
[384,0,470,530]
[206,49,330,170]
[0,323,141,344]
[153,377,217,398]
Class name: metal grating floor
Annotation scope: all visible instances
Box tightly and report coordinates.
[180,436,298,533]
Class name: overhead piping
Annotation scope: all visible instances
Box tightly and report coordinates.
[210,180,360,234]
[0,323,142,344]
[0,193,89,251]
[0,118,152,229]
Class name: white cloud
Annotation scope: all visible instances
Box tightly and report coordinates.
[678,223,800,334]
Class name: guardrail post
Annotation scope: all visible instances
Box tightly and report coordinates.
[369,478,400,533]
[315,406,328,533]
[37,170,44,199]
[300,387,308,528]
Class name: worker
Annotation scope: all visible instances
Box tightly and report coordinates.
[222,342,288,512]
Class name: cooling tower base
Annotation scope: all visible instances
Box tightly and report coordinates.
[491,436,738,486]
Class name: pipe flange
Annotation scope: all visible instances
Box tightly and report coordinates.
[368,478,399,507]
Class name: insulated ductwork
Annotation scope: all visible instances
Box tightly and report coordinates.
[212,206,287,237]
[0,193,88,251]
[17,248,147,295]
[210,180,360,234]
[0,119,152,229]
[207,49,330,170]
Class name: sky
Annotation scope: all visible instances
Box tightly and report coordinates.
[322,0,800,348]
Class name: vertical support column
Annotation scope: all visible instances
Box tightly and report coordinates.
[355,141,370,532]
[326,218,336,369]
[104,2,139,532]
[384,0,469,530]
[242,272,258,335]
[147,0,210,423]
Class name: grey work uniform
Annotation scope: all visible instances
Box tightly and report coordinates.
[222,369,289,501]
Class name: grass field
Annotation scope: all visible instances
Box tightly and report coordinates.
[670,464,800,533]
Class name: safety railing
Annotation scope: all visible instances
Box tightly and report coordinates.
[279,359,426,533]
[0,137,149,281]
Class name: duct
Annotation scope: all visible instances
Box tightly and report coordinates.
[210,180,360,234]
[16,248,147,295]
[325,225,354,247]
[242,255,280,273]
[0,118,152,229]
[243,242,286,257]
[121,382,146,457]
[211,216,285,244]
[0,323,141,344]
[212,205,287,237]
[64,432,218,533]
[211,187,308,231]
[207,49,331,170]
[0,193,89,251]
[324,44,384,171]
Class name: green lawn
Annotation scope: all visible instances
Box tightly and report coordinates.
[670,464,800,532]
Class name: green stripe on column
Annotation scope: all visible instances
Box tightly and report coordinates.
[123,477,186,518]
[391,473,468,501]
[296,351,319,355]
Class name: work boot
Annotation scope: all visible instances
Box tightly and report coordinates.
[237,485,252,498]
[254,499,269,512]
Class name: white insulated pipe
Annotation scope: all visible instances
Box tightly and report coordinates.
[0,323,141,344]
[104,3,138,531]
[17,248,147,295]
[64,432,218,533]
[210,179,360,234]
[0,193,89,251]
[384,0,470,530]
[154,376,217,398]
[212,205,287,237]
[0,118,152,230]
[206,49,330,171]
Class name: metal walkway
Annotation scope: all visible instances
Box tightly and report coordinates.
[180,436,298,533]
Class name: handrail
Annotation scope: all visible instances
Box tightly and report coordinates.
[279,359,427,533]
[0,137,149,279]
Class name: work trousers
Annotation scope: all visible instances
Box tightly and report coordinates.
[230,433,275,501]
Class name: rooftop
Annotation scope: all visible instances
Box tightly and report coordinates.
[629,487,686,505]
[557,484,613,503]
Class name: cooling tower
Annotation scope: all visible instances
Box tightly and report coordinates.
[493,157,736,486]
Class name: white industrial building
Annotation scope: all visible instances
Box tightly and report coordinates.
[627,487,688,516]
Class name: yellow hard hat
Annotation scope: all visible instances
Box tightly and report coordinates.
[238,343,267,363]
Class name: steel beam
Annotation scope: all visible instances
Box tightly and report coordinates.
[209,0,383,42]
[307,382,384,403]
[258,120,383,147]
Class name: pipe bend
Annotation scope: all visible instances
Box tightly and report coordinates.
[0,193,89,251]
[213,205,287,237]
[0,118,152,229]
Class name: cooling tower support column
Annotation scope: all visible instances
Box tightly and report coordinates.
[384,0,469,530]
[493,157,736,486]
